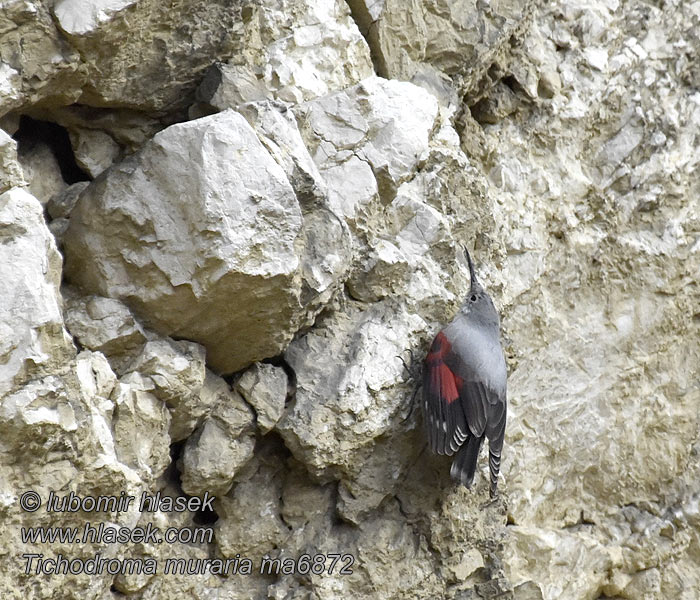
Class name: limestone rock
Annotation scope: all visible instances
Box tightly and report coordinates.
[351,502,442,598]
[0,129,25,193]
[336,432,422,524]
[47,182,89,246]
[346,139,494,314]
[215,440,290,563]
[111,374,172,484]
[47,181,90,220]
[179,415,255,497]
[53,0,139,36]
[240,101,353,314]
[194,369,250,432]
[0,188,75,397]
[63,110,305,374]
[123,339,207,441]
[17,140,68,205]
[63,292,147,371]
[69,127,120,177]
[0,349,157,599]
[346,0,533,98]
[47,216,70,245]
[179,381,256,496]
[235,362,288,433]
[293,76,440,216]
[1,0,699,597]
[471,80,521,124]
[51,0,240,111]
[194,0,373,111]
[280,464,335,530]
[36,105,165,153]
[505,527,611,599]
[472,3,700,596]
[179,418,252,497]
[0,1,84,116]
[277,300,426,480]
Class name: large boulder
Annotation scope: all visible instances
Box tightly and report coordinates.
[0,1,84,117]
[194,0,373,111]
[0,188,75,397]
[63,110,305,374]
[346,0,533,100]
[51,0,240,112]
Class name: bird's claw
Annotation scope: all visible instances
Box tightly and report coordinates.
[396,349,419,380]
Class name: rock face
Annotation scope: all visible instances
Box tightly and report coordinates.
[347,0,533,101]
[2,1,699,600]
[0,188,75,397]
[0,1,85,116]
[51,0,240,112]
[194,0,373,111]
[63,110,306,374]
[235,362,288,433]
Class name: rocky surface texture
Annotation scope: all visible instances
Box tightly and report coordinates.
[1,1,698,599]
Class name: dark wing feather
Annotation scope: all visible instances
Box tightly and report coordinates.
[423,332,469,456]
[452,373,506,493]
[456,380,488,437]
[485,394,507,495]
[485,394,507,443]
[450,434,483,487]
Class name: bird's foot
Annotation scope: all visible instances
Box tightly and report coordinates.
[396,348,419,380]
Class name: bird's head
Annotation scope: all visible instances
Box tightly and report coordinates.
[460,247,499,326]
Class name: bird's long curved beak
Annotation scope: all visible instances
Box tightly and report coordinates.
[463,246,478,289]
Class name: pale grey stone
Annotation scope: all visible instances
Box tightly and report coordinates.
[179,416,255,497]
[63,110,305,374]
[111,375,172,484]
[0,188,75,397]
[240,101,353,315]
[68,127,120,177]
[0,2,84,116]
[277,301,427,480]
[17,141,67,206]
[123,339,207,441]
[235,363,288,433]
[215,443,290,563]
[194,0,373,111]
[64,293,147,368]
[1,0,699,597]
[50,0,241,112]
[0,130,25,193]
[347,0,532,98]
[294,77,440,211]
[53,0,138,36]
[47,181,90,220]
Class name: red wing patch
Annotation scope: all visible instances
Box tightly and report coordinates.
[425,332,461,404]
[430,363,459,404]
[423,331,469,456]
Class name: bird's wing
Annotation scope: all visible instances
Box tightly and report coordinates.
[485,395,507,494]
[455,380,489,438]
[485,390,507,445]
[453,378,506,493]
[422,332,470,456]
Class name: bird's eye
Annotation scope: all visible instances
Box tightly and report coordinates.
[470,295,477,302]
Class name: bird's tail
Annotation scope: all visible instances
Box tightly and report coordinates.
[488,444,502,497]
[450,435,482,487]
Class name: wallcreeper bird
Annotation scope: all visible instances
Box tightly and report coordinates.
[422,248,507,496]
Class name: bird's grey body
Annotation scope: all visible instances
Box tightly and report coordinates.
[443,316,507,398]
[422,249,507,495]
